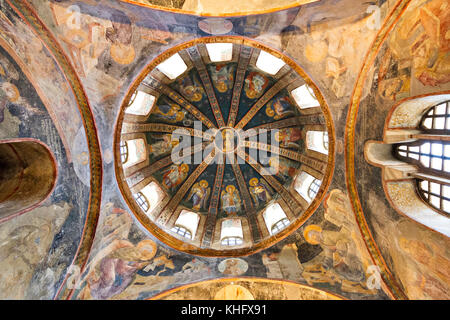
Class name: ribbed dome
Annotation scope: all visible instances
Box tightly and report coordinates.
[115,37,333,256]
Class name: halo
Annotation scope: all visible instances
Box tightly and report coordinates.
[226,185,236,193]
[110,43,136,65]
[303,224,323,245]
[136,239,157,261]
[265,106,275,117]
[249,178,259,186]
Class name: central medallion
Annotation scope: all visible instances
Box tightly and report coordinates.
[214,127,241,154]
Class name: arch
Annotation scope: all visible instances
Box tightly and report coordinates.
[262,202,290,235]
[293,171,322,203]
[220,218,244,246]
[364,94,450,236]
[171,210,200,240]
[149,278,344,300]
[0,139,57,224]
[306,130,329,155]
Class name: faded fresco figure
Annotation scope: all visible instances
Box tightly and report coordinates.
[148,134,180,158]
[221,185,241,215]
[266,96,295,120]
[187,180,210,211]
[162,163,190,190]
[209,64,234,93]
[244,72,268,99]
[80,239,157,300]
[275,128,303,149]
[175,74,204,102]
[249,178,272,207]
[154,102,186,123]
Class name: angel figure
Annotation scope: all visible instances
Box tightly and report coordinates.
[275,128,302,149]
[244,72,268,99]
[188,179,210,211]
[249,178,272,206]
[148,134,179,158]
[265,96,295,120]
[162,163,189,190]
[221,185,241,215]
[210,64,234,93]
[0,54,43,123]
[154,102,186,123]
[177,75,204,102]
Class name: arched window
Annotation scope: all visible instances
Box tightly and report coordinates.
[206,43,233,62]
[417,179,450,215]
[121,138,147,168]
[271,217,290,234]
[156,53,187,80]
[120,140,128,163]
[221,237,243,246]
[262,202,290,235]
[171,225,192,239]
[420,101,450,131]
[308,178,322,199]
[293,171,322,203]
[306,131,329,154]
[291,84,319,109]
[125,90,156,116]
[393,100,450,217]
[134,182,164,216]
[255,50,285,75]
[133,192,149,212]
[220,218,243,246]
[171,210,199,240]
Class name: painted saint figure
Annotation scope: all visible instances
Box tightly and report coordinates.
[209,64,234,93]
[269,156,296,180]
[275,128,303,149]
[162,163,189,190]
[302,224,369,291]
[249,178,272,206]
[221,185,241,215]
[187,180,210,211]
[153,102,186,123]
[244,72,268,99]
[266,96,295,120]
[176,74,204,102]
[148,134,179,158]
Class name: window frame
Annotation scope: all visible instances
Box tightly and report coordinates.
[419,100,450,133]
[393,100,450,217]
[171,225,193,240]
[133,191,150,213]
[394,140,450,178]
[271,217,290,234]
[415,179,450,217]
[221,236,243,246]
[307,178,321,200]
[120,140,128,164]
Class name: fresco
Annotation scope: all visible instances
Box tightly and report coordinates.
[0,43,90,299]
[349,0,450,300]
[116,37,333,255]
[217,258,249,276]
[1,0,446,302]
[260,189,381,298]
[152,278,342,300]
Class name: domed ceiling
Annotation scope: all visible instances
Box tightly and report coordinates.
[115,37,334,255]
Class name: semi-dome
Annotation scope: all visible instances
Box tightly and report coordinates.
[115,37,334,256]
